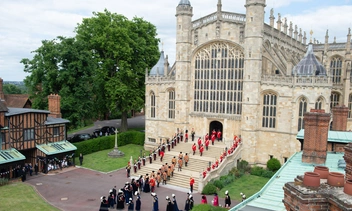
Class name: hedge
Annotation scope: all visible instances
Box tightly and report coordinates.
[73,131,145,156]
[191,204,228,211]
[266,158,281,172]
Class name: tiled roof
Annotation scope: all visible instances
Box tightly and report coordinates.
[4,94,31,108]
[5,107,50,116]
[297,129,352,144]
[45,116,70,125]
[232,152,345,211]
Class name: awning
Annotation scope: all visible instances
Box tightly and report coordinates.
[297,129,352,144]
[0,148,26,165]
[36,140,77,156]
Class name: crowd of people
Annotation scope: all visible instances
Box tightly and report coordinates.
[99,128,240,210]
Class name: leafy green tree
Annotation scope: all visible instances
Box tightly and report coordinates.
[75,10,159,131]
[21,37,98,128]
[3,84,25,94]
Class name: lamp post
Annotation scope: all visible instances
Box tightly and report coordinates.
[108,130,125,158]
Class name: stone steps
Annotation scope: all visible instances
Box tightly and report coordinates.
[132,141,227,191]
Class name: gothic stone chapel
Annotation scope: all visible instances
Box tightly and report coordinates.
[144,0,352,165]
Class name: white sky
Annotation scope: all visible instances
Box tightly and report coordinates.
[0,0,351,81]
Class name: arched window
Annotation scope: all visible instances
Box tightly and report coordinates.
[349,94,352,118]
[315,97,324,110]
[168,90,175,119]
[150,92,155,118]
[262,93,277,128]
[298,98,307,131]
[330,92,340,109]
[194,42,244,114]
[330,57,342,84]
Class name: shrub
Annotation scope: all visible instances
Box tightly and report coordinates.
[202,183,217,195]
[250,166,264,176]
[228,167,244,179]
[221,174,235,184]
[261,170,275,178]
[266,158,281,172]
[73,131,145,155]
[213,180,224,189]
[0,178,9,186]
[238,160,251,173]
[191,204,228,211]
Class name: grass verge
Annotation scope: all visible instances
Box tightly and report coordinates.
[0,182,60,211]
[218,174,270,201]
[78,144,149,172]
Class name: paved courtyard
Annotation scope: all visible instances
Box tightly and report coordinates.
[25,166,227,211]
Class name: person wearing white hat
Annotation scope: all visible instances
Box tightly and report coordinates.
[99,196,109,211]
[189,195,194,210]
[242,194,246,201]
[224,190,231,208]
[172,193,180,211]
[127,198,134,211]
[166,196,173,211]
[151,193,159,211]
[135,191,141,211]
[116,190,125,210]
[184,194,191,211]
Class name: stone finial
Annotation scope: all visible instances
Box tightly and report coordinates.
[276,13,282,31]
[269,8,275,27]
[334,36,336,43]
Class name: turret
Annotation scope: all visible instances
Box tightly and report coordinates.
[242,0,266,164]
[175,0,193,125]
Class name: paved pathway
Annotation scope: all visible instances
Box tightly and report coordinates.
[25,166,233,211]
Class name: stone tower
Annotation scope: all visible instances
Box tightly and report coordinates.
[241,0,266,164]
[175,0,193,129]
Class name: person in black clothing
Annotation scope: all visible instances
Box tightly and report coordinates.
[189,195,194,210]
[79,153,83,165]
[21,167,26,182]
[99,196,109,211]
[34,163,39,175]
[127,198,134,211]
[184,196,191,211]
[224,190,231,208]
[116,190,125,210]
[166,196,173,211]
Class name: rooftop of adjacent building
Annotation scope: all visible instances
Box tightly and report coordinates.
[233,151,345,211]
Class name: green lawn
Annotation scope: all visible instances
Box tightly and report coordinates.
[0,182,60,211]
[78,144,149,172]
[218,174,270,202]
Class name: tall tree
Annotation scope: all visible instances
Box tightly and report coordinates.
[21,37,98,128]
[3,83,25,94]
[75,10,159,131]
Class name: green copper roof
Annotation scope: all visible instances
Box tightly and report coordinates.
[0,148,26,165]
[36,140,77,156]
[232,151,345,211]
[297,129,352,143]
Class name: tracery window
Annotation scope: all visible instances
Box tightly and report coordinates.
[262,93,277,128]
[330,57,342,84]
[150,91,156,118]
[330,92,340,109]
[194,42,244,114]
[168,90,175,119]
[298,98,307,131]
[315,97,324,110]
[348,94,352,118]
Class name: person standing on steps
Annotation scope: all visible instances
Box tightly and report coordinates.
[211,132,216,145]
[177,157,183,171]
[185,129,189,142]
[199,144,204,156]
[197,137,202,149]
[205,138,210,151]
[192,143,197,155]
[217,130,222,142]
[191,128,195,142]
[184,153,189,167]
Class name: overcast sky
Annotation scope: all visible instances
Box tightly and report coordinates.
[0,0,351,81]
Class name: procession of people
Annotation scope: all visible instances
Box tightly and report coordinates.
[99,128,240,210]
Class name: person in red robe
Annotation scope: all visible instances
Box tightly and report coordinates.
[197,137,202,149]
[205,139,210,151]
[205,133,209,142]
[217,130,222,142]
[202,169,207,178]
[160,150,164,162]
[189,177,195,193]
[211,133,216,145]
[192,143,197,155]
[185,130,189,142]
[199,144,204,156]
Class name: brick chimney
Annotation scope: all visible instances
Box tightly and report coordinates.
[48,94,61,118]
[345,142,352,181]
[0,78,4,100]
[302,109,330,164]
[332,105,349,131]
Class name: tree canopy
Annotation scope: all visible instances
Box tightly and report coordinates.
[21,10,160,130]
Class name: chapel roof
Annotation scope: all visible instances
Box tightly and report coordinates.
[292,43,327,76]
[178,0,191,6]
[149,51,166,76]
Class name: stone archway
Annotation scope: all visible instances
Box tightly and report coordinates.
[209,121,223,136]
